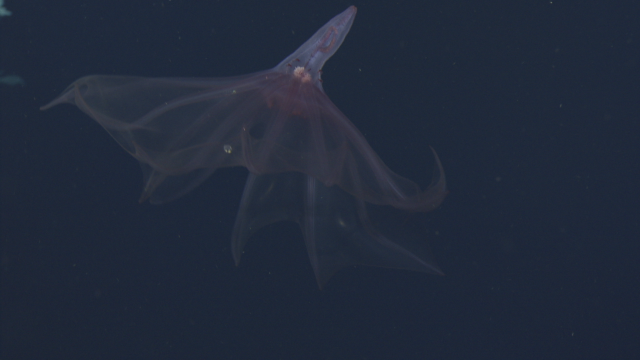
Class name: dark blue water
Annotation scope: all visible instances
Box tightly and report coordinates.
[2,0,638,359]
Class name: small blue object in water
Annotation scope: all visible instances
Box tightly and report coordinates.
[0,0,11,17]
[0,1,24,86]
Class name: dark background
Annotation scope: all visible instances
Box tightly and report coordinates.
[2,0,639,359]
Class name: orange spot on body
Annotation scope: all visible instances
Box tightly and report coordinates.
[293,66,312,83]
